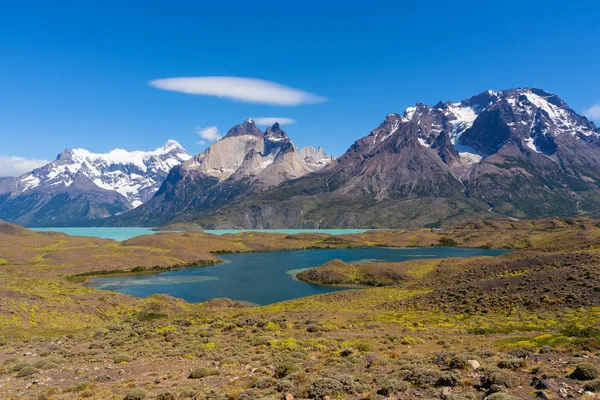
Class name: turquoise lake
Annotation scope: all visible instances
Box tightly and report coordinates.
[31,227,369,241]
[87,247,508,305]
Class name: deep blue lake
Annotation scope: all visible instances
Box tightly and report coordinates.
[87,247,507,305]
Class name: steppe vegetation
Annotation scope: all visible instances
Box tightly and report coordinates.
[0,218,599,399]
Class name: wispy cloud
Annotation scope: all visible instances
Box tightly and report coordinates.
[149,77,328,106]
[0,156,49,177]
[195,126,221,143]
[252,117,296,126]
[584,103,600,121]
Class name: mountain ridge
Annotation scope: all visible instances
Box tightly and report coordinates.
[152,87,600,229]
[0,140,191,226]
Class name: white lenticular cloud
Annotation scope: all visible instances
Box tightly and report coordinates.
[195,126,221,142]
[0,156,49,177]
[584,104,600,121]
[252,117,296,126]
[149,76,328,106]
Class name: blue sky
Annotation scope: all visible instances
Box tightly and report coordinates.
[1,0,599,175]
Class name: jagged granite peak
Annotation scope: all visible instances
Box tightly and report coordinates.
[264,122,291,155]
[0,140,191,226]
[105,121,333,226]
[185,129,266,182]
[265,122,285,137]
[224,119,264,138]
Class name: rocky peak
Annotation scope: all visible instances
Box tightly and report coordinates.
[299,146,335,166]
[265,122,287,138]
[264,123,292,156]
[55,148,76,163]
[461,89,500,110]
[224,119,264,138]
[160,139,186,154]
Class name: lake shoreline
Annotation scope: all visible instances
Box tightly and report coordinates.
[85,247,509,305]
[74,244,505,283]
[71,259,223,285]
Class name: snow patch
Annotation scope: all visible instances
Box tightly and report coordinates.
[447,102,478,143]
[417,138,431,148]
[455,142,484,164]
[460,152,483,164]
[21,174,40,191]
[404,106,416,120]
[524,137,541,153]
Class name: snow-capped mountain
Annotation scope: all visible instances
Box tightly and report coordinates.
[0,140,190,226]
[366,88,598,167]
[167,88,600,229]
[107,120,334,226]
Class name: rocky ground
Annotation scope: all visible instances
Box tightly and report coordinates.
[0,219,599,399]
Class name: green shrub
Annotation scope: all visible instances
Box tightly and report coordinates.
[275,379,294,392]
[16,366,39,377]
[356,342,373,352]
[399,335,425,345]
[569,363,599,380]
[252,335,275,346]
[584,379,600,392]
[9,362,30,373]
[481,369,519,388]
[306,375,363,398]
[40,362,58,370]
[253,377,276,389]
[264,321,280,332]
[375,376,409,396]
[32,359,49,369]
[179,387,196,399]
[488,384,506,394]
[123,388,148,400]
[156,392,177,400]
[274,361,301,379]
[188,367,219,379]
[404,368,440,386]
[449,355,469,370]
[436,372,460,387]
[237,390,258,400]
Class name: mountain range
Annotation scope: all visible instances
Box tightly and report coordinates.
[0,141,191,226]
[2,87,600,228]
[111,87,600,228]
